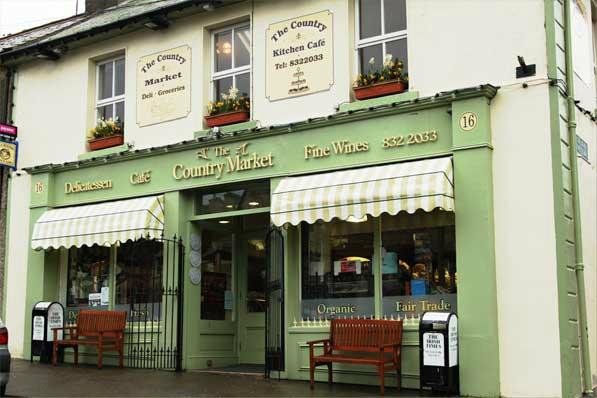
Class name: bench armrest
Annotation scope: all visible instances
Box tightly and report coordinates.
[379,342,401,349]
[52,326,77,342]
[306,339,331,346]
[307,339,332,358]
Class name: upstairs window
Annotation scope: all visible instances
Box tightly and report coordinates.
[356,0,407,75]
[212,23,251,102]
[96,57,125,124]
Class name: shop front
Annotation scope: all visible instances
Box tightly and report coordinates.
[23,85,499,390]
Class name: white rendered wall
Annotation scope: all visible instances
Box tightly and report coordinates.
[571,1,597,387]
[4,173,30,358]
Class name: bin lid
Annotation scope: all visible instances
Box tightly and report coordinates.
[34,301,52,310]
[422,312,451,322]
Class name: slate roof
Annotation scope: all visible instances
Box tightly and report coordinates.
[0,0,234,61]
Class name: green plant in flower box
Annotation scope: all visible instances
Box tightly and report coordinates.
[88,117,123,139]
[207,87,250,116]
[354,54,408,88]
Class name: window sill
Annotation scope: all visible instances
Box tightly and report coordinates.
[194,119,258,139]
[78,143,131,161]
[338,90,419,113]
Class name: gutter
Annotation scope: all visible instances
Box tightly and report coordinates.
[563,0,593,394]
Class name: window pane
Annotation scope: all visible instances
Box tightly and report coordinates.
[98,62,113,100]
[384,0,406,33]
[235,73,250,98]
[201,230,233,320]
[301,219,375,319]
[214,76,233,101]
[358,44,382,74]
[359,0,381,39]
[114,58,125,96]
[234,26,251,67]
[115,101,125,125]
[196,181,270,214]
[214,30,233,72]
[381,211,457,319]
[246,238,266,312]
[67,245,110,307]
[115,240,163,320]
[386,38,408,73]
[97,104,113,120]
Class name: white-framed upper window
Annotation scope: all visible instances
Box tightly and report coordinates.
[356,0,407,75]
[96,56,125,125]
[211,23,251,102]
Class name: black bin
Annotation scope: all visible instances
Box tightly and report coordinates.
[31,302,64,363]
[419,311,459,395]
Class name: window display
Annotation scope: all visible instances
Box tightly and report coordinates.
[115,239,163,321]
[301,219,375,319]
[66,245,110,307]
[381,212,456,317]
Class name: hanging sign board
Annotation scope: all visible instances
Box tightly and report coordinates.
[0,140,18,169]
[0,123,17,139]
[265,10,334,101]
[137,45,191,127]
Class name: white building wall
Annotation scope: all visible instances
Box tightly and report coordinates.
[570,0,597,387]
[4,173,30,357]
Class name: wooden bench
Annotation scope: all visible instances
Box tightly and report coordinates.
[52,310,127,369]
[308,319,402,395]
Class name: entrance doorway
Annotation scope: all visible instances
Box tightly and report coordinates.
[195,212,269,371]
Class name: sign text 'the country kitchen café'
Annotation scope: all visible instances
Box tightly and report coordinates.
[137,45,191,127]
[266,10,333,101]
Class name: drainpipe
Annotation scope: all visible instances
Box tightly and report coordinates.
[563,0,593,394]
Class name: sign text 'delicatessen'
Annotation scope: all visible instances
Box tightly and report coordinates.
[137,45,191,127]
[266,10,333,101]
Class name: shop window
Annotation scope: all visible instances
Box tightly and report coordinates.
[381,212,456,318]
[196,181,270,215]
[67,245,111,307]
[96,56,125,125]
[115,239,163,321]
[356,0,407,74]
[301,219,375,319]
[212,23,251,101]
[201,229,233,320]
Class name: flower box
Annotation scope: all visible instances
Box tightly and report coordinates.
[88,134,124,151]
[205,110,250,128]
[353,80,407,100]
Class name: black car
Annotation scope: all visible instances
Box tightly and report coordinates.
[0,318,9,397]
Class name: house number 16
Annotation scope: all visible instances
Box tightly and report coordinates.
[459,112,478,131]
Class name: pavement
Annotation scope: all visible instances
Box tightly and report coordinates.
[4,359,455,397]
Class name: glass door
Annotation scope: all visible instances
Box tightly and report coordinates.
[237,232,267,364]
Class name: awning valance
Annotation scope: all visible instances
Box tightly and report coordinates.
[31,195,164,250]
[271,157,454,226]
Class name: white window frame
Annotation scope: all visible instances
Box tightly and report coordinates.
[210,22,251,101]
[95,56,125,123]
[354,0,407,73]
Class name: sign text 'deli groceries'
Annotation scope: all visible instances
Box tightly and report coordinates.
[137,45,191,126]
[266,10,333,101]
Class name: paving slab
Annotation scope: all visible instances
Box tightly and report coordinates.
[5,359,459,397]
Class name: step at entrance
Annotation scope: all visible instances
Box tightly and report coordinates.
[196,363,265,377]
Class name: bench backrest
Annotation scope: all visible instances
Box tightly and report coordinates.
[77,310,127,337]
[330,319,402,352]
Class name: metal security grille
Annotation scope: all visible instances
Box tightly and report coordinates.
[124,236,184,371]
[265,227,284,378]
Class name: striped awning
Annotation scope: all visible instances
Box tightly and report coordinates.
[31,195,164,250]
[271,157,454,226]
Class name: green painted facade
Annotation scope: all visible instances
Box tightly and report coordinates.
[24,86,502,397]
